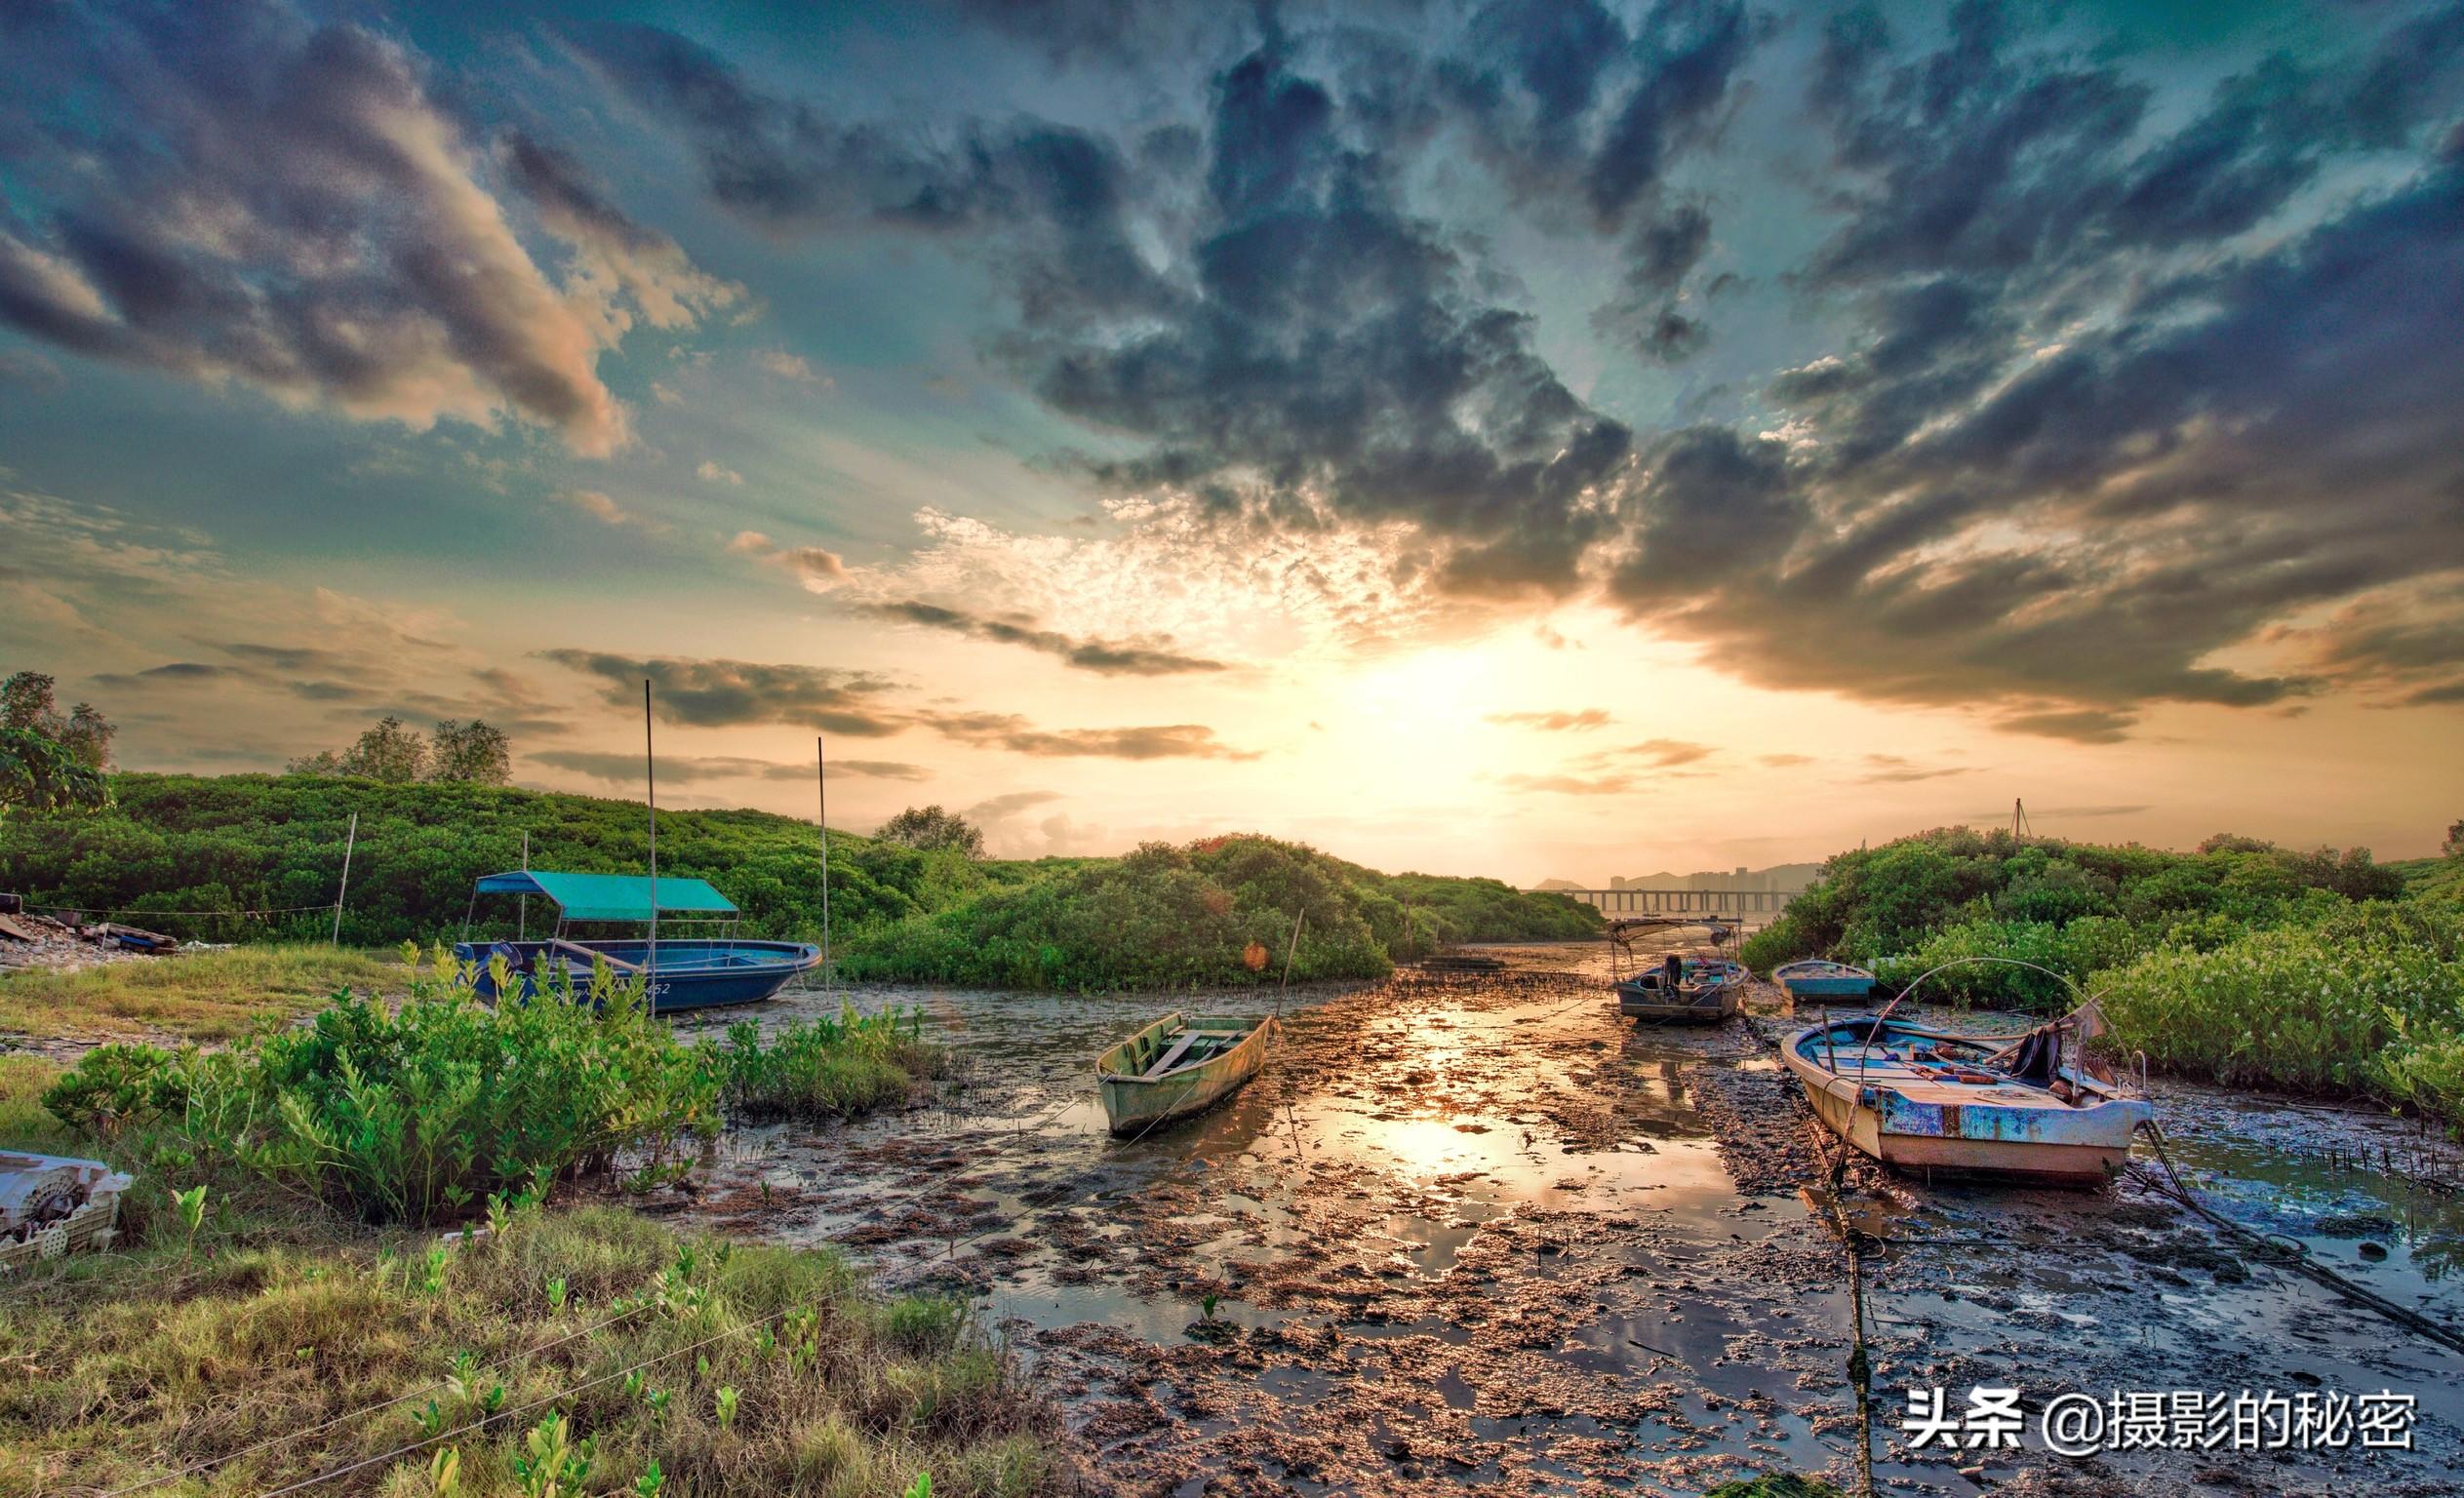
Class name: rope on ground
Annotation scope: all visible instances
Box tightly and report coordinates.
[2131,1120,2464,1360]
[94,1298,655,1498]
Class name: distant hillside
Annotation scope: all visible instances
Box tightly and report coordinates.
[0,773,1597,986]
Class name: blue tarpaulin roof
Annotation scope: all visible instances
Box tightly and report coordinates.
[472,871,736,922]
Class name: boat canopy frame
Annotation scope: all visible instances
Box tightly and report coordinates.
[460,870,743,941]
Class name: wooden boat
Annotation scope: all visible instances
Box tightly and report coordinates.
[1096,1012,1277,1136]
[1771,958,1876,1000]
[1615,957,1747,1022]
[1783,1013,2152,1186]
[454,871,818,1013]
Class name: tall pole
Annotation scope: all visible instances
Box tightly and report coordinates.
[331,811,357,946]
[645,679,657,991]
[518,829,530,941]
[816,734,832,992]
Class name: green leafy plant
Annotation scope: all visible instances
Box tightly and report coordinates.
[171,1183,208,1261]
[545,1276,568,1312]
[903,1475,933,1498]
[510,1412,591,1498]
[632,1459,664,1498]
[714,1385,739,1431]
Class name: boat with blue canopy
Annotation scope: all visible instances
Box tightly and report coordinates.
[452,870,819,1013]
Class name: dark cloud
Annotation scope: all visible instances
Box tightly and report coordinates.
[1994,708,2138,745]
[1485,709,1611,730]
[91,661,232,686]
[499,131,740,332]
[568,22,1174,328]
[964,790,1064,821]
[0,0,726,453]
[538,650,906,733]
[587,21,1639,598]
[856,599,1230,675]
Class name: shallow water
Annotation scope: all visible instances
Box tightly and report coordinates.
[665,946,2464,1496]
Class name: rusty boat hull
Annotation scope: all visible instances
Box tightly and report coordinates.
[1783,1016,2150,1186]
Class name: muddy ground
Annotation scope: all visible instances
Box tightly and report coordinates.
[666,944,2464,1496]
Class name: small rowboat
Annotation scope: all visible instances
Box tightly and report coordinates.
[1771,958,1876,1000]
[1783,1014,2151,1186]
[1096,1012,1277,1136]
[1615,957,1747,1023]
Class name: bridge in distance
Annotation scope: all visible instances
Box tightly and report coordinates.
[1534,887,1800,928]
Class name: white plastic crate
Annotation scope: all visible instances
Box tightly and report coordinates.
[0,1151,132,1270]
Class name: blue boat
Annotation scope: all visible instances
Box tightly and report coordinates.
[452,870,819,1013]
[1771,958,1876,1000]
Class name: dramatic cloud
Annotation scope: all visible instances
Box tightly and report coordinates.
[0,2,732,453]
[730,532,849,590]
[498,129,742,334]
[538,650,905,733]
[1485,709,1612,730]
[855,599,1230,676]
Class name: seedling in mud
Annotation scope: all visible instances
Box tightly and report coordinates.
[1200,1293,1221,1322]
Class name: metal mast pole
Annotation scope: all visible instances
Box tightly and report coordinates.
[816,734,832,992]
[645,679,657,993]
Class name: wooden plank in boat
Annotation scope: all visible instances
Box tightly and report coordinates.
[1146,1029,1203,1077]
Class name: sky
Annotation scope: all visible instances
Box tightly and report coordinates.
[0,0,2458,885]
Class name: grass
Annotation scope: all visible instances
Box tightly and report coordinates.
[0,1053,1055,1497]
[714,1005,951,1122]
[0,944,406,1045]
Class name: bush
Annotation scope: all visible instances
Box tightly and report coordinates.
[715,1004,946,1120]
[839,834,1598,991]
[1871,915,2159,1012]
[2098,903,2464,1114]
[45,951,720,1223]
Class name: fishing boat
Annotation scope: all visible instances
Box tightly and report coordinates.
[1607,916,1745,1023]
[1771,958,1876,1000]
[1096,1012,1277,1136]
[1782,1012,2152,1186]
[453,871,819,1013]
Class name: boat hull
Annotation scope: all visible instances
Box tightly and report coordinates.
[1614,980,1739,1024]
[1783,1021,2150,1187]
[1771,961,1877,1001]
[455,938,821,1013]
[1096,1012,1277,1135]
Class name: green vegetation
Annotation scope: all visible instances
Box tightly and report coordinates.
[0,1111,1052,1496]
[714,1005,950,1121]
[0,943,404,1045]
[38,952,940,1226]
[1700,1477,1848,1498]
[1746,823,2464,1129]
[0,773,1596,984]
[839,834,1599,991]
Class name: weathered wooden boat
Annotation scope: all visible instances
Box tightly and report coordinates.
[1615,956,1747,1022]
[453,871,819,1013]
[1096,1012,1277,1135]
[1783,1013,2152,1186]
[1771,958,1876,1000]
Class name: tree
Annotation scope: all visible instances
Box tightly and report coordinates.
[2446,818,2463,860]
[0,727,108,814]
[0,671,113,769]
[430,719,511,785]
[339,716,428,783]
[2197,832,2276,855]
[876,805,985,858]
[0,672,54,731]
